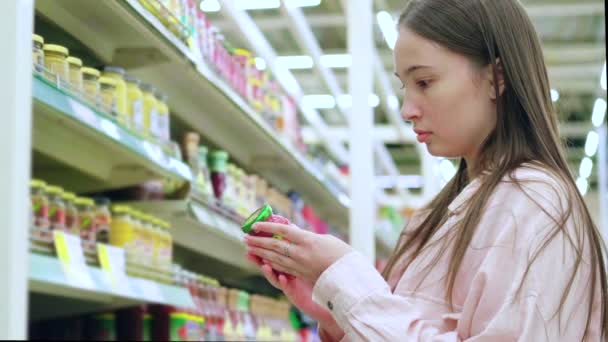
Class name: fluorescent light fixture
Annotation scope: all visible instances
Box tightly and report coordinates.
[336,94,380,109]
[576,177,589,196]
[376,175,423,189]
[200,0,220,12]
[236,0,280,10]
[601,62,606,91]
[550,89,559,102]
[439,159,457,182]
[591,98,607,127]
[302,94,336,109]
[377,11,398,50]
[320,54,352,68]
[287,0,322,7]
[254,57,267,70]
[388,95,400,111]
[585,131,599,157]
[579,157,593,179]
[276,55,314,69]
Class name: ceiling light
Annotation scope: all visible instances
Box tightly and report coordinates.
[377,11,398,50]
[591,98,607,127]
[576,177,588,196]
[387,95,400,111]
[579,157,593,179]
[601,61,606,91]
[276,55,314,69]
[302,95,336,109]
[320,54,352,68]
[254,57,267,70]
[200,0,220,12]
[585,131,599,157]
[550,89,559,102]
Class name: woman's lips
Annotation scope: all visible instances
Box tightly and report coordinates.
[414,130,432,143]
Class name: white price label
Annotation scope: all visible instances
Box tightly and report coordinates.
[97,243,132,296]
[53,231,95,290]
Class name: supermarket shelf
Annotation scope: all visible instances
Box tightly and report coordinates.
[28,253,195,320]
[35,0,349,229]
[125,198,259,277]
[32,75,192,193]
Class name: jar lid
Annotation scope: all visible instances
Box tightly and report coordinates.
[75,197,95,206]
[61,192,76,201]
[103,66,126,75]
[112,205,129,214]
[140,83,157,93]
[46,185,64,195]
[33,34,44,45]
[66,56,83,67]
[81,67,101,77]
[124,74,140,84]
[99,76,118,86]
[30,179,47,188]
[234,48,251,57]
[43,44,69,56]
[241,204,273,234]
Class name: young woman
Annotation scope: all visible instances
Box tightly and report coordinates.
[244,0,607,340]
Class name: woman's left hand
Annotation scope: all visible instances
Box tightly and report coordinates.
[244,221,353,284]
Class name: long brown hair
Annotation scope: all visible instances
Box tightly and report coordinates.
[382,0,607,339]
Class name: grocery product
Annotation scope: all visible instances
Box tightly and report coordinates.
[141,83,158,138]
[241,204,289,238]
[30,179,49,229]
[32,34,44,72]
[66,56,83,93]
[94,198,112,244]
[209,150,229,200]
[109,205,134,251]
[86,313,116,341]
[103,66,128,124]
[46,185,66,232]
[154,91,170,142]
[82,67,101,104]
[75,197,96,244]
[99,76,118,115]
[196,145,213,197]
[61,191,79,235]
[43,44,69,84]
[125,75,144,132]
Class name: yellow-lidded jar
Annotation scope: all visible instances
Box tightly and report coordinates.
[125,75,144,133]
[110,205,134,248]
[43,44,69,83]
[154,91,170,142]
[99,76,118,115]
[82,67,101,105]
[103,66,128,126]
[141,83,158,138]
[32,34,45,72]
[66,56,83,93]
[140,214,155,266]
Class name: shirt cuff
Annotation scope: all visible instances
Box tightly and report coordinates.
[312,251,389,328]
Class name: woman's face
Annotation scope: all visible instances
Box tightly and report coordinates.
[394,27,498,162]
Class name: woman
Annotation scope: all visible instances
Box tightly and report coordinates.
[245,0,607,340]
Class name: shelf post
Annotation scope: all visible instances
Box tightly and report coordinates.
[0,0,35,338]
[347,0,376,261]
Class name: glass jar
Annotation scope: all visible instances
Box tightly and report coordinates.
[125,75,144,133]
[46,185,66,232]
[61,191,78,235]
[94,198,112,244]
[30,179,49,229]
[110,205,134,257]
[43,44,69,84]
[154,91,170,143]
[66,56,83,93]
[103,66,128,126]
[141,83,158,138]
[82,67,101,105]
[150,217,162,271]
[129,210,145,266]
[209,150,229,200]
[141,214,155,266]
[75,197,97,243]
[32,34,44,73]
[99,76,118,115]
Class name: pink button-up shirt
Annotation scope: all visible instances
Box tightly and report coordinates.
[313,165,603,341]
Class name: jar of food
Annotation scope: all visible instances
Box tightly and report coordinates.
[32,34,45,73]
[66,56,83,93]
[233,49,251,98]
[46,186,66,232]
[103,66,129,126]
[154,91,170,143]
[162,220,173,271]
[125,75,144,133]
[61,191,78,235]
[110,205,134,252]
[99,76,118,115]
[30,179,50,229]
[140,214,155,265]
[94,198,112,244]
[43,44,69,84]
[209,150,229,200]
[141,83,158,138]
[75,197,97,243]
[129,209,144,265]
[82,67,101,105]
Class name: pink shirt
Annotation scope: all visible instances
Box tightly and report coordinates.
[313,166,603,341]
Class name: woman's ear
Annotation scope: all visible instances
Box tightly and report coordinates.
[488,58,505,101]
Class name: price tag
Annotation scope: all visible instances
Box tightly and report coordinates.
[135,278,165,303]
[69,98,98,127]
[97,243,132,296]
[53,231,95,290]
[99,119,121,141]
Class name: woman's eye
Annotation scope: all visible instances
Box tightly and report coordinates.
[417,80,430,89]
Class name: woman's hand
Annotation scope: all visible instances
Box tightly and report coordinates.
[244,222,353,285]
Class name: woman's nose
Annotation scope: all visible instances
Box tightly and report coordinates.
[401,99,421,122]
